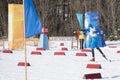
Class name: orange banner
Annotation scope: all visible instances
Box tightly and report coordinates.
[8,4,24,50]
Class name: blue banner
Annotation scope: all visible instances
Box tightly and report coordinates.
[84,12,106,49]
[85,12,99,28]
[84,12,99,48]
[24,0,42,38]
[76,13,83,29]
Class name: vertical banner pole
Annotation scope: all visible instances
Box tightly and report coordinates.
[23,0,28,80]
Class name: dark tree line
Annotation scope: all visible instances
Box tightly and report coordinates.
[0,0,120,40]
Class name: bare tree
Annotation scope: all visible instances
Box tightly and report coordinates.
[0,0,120,40]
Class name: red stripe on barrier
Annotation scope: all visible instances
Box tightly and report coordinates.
[3,50,12,53]
[81,49,91,52]
[60,43,64,46]
[61,48,68,51]
[117,50,120,54]
[17,62,30,66]
[36,48,45,50]
[83,73,102,79]
[31,51,41,55]
[54,52,65,55]
[86,64,101,69]
[76,53,87,56]
[109,46,117,48]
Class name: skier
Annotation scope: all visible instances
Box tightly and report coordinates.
[84,24,107,61]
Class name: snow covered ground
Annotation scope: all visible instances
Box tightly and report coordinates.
[0,40,120,80]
